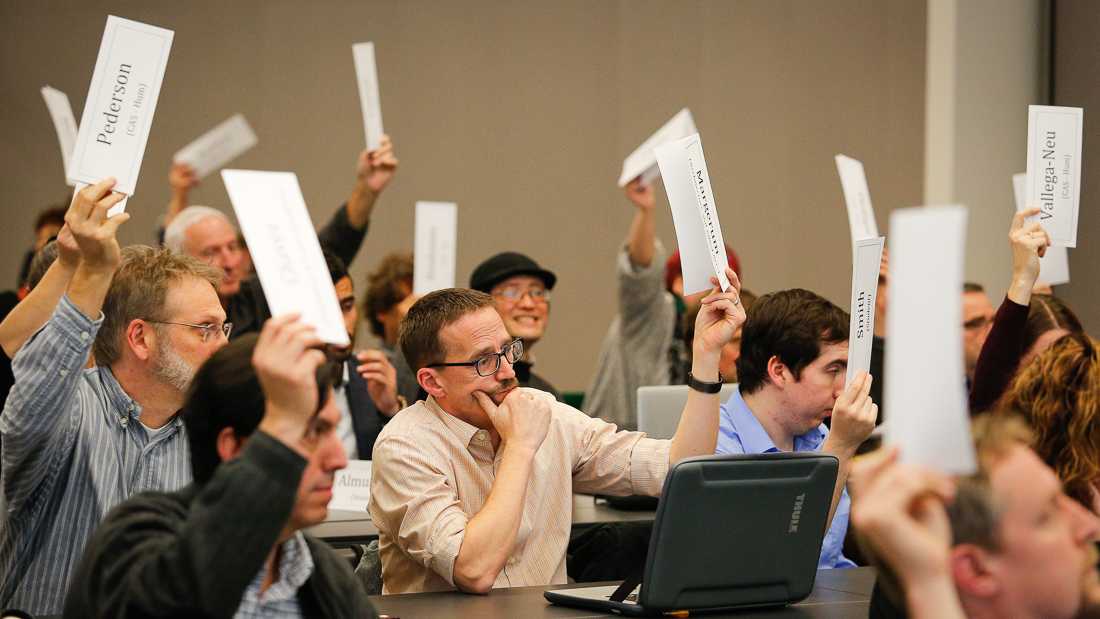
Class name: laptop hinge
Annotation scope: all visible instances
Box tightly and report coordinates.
[609,564,645,603]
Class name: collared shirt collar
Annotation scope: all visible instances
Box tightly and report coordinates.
[425,396,481,449]
[98,365,185,433]
[724,388,827,453]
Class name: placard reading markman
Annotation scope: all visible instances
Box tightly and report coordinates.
[68,16,173,197]
[414,201,458,295]
[221,169,350,346]
[352,42,384,151]
[174,114,258,179]
[885,205,975,475]
[846,236,884,387]
[655,133,732,295]
[1025,105,1083,247]
[835,154,879,242]
[41,86,79,183]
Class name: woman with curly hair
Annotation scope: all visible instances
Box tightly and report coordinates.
[1000,332,1100,511]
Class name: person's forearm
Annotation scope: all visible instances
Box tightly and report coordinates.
[626,208,656,268]
[669,349,721,464]
[452,444,534,593]
[1006,271,1036,306]
[66,264,115,321]
[0,260,76,357]
[820,441,855,528]
[165,189,189,227]
[345,180,377,230]
[905,575,966,619]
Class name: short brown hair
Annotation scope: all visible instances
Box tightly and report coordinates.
[399,288,494,372]
[94,246,222,366]
[363,252,413,337]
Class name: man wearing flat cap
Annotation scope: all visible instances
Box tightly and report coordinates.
[470,252,561,399]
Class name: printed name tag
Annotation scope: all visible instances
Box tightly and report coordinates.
[835,154,879,242]
[352,42,385,151]
[173,114,258,179]
[68,16,173,198]
[1012,172,1069,285]
[329,460,373,512]
[41,86,79,184]
[414,201,458,295]
[846,236,885,387]
[1025,105,1083,247]
[619,108,696,187]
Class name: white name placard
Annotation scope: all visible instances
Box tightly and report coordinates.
[221,169,350,346]
[618,108,697,187]
[1013,172,1069,285]
[884,205,976,475]
[1025,105,1082,247]
[846,236,885,387]
[414,201,457,295]
[68,16,173,198]
[352,42,384,151]
[173,114,258,179]
[655,133,732,295]
[835,154,879,242]
[41,86,79,184]
[329,460,372,513]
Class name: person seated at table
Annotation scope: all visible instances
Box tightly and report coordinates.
[716,288,877,568]
[369,270,745,594]
[64,315,377,617]
[851,414,1100,619]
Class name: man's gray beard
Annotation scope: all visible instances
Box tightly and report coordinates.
[153,341,197,392]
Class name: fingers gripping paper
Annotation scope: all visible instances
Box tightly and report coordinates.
[655,133,731,295]
[884,206,976,474]
[221,169,350,346]
[1013,172,1070,285]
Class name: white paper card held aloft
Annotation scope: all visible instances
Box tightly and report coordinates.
[835,154,879,242]
[221,170,350,346]
[352,42,384,151]
[846,236,885,387]
[68,16,173,197]
[41,86,79,184]
[884,206,976,474]
[173,114,258,179]
[618,108,697,187]
[329,460,372,512]
[1013,172,1070,285]
[1025,105,1083,247]
[414,201,457,295]
[655,133,731,295]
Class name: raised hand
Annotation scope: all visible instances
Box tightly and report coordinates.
[473,387,553,454]
[65,179,129,272]
[168,162,199,194]
[692,267,748,361]
[825,371,877,454]
[55,224,80,270]
[357,134,399,193]
[253,314,327,446]
[1008,208,1051,303]
[356,349,401,415]
[625,177,656,211]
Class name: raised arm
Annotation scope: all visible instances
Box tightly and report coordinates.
[820,372,877,526]
[164,162,199,229]
[317,135,399,267]
[669,267,747,463]
[0,226,80,357]
[624,178,657,269]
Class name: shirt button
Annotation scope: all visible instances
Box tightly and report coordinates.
[59,369,68,377]
[476,430,488,441]
[80,332,90,341]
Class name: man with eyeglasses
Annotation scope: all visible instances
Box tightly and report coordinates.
[370,270,744,594]
[470,252,560,399]
[0,180,227,615]
[961,282,994,386]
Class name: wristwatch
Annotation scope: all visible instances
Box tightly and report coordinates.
[686,372,723,394]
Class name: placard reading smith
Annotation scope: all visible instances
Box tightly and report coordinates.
[68,16,173,195]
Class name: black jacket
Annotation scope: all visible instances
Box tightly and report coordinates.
[63,433,377,619]
[344,349,419,460]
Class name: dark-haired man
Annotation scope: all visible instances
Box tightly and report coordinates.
[64,316,377,617]
[470,251,560,398]
[717,288,877,568]
[370,269,744,594]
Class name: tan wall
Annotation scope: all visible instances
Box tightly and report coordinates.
[0,0,926,391]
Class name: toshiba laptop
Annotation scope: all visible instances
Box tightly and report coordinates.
[637,384,739,439]
[546,452,838,616]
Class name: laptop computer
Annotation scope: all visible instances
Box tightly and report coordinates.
[546,452,839,616]
[637,384,739,439]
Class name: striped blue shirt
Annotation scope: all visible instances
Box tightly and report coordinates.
[0,296,192,615]
[234,532,314,618]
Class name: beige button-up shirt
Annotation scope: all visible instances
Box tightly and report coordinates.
[369,393,670,594]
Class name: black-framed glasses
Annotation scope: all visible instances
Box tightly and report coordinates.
[427,338,523,377]
[147,320,233,343]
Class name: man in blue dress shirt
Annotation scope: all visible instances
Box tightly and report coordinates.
[716,289,877,568]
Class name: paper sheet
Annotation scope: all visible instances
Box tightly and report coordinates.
[618,108,697,187]
[846,236,885,387]
[835,154,880,242]
[173,114,258,179]
[329,460,373,512]
[221,169,350,345]
[1013,172,1070,285]
[884,205,976,474]
[352,42,384,151]
[1025,105,1083,247]
[413,201,457,295]
[655,133,731,295]
[41,86,79,184]
[68,15,173,201]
